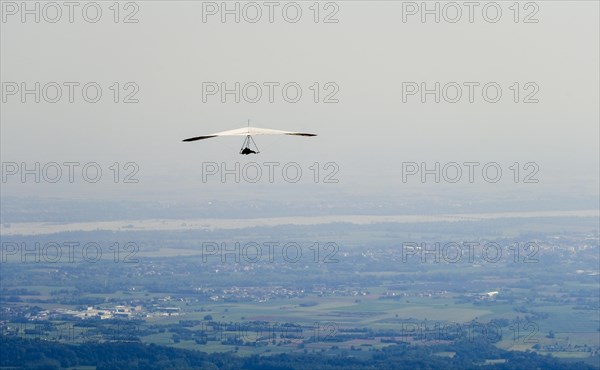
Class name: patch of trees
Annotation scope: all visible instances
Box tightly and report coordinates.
[2,337,597,370]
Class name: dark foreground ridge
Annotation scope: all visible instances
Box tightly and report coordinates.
[1,337,597,370]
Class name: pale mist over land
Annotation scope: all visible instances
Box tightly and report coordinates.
[1,2,598,217]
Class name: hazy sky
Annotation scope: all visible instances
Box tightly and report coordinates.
[1,1,598,206]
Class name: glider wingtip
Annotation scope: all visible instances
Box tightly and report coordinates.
[286,133,317,137]
[182,135,217,142]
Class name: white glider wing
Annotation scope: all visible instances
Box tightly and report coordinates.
[182,126,316,142]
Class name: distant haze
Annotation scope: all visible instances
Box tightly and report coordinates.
[1,2,598,210]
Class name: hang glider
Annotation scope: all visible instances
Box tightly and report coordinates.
[182,125,317,155]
